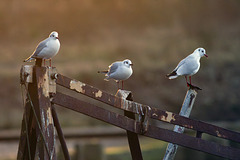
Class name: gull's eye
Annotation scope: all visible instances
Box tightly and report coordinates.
[198,49,201,52]
[202,50,204,53]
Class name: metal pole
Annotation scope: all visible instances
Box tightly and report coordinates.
[52,106,71,160]
[116,89,143,160]
[163,88,198,160]
[18,60,57,160]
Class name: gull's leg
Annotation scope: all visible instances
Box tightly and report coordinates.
[44,59,46,66]
[49,59,52,67]
[189,76,192,85]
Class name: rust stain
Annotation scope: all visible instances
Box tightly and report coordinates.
[152,113,158,117]
[70,80,86,93]
[184,124,193,129]
[216,130,226,138]
[95,90,103,98]
[189,93,195,107]
[38,72,50,98]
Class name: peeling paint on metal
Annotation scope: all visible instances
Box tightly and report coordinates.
[184,124,193,129]
[39,73,50,98]
[152,113,158,117]
[47,108,53,125]
[189,93,195,107]
[95,90,103,98]
[216,130,226,138]
[70,80,86,93]
[161,111,176,122]
[121,99,129,111]
[139,104,143,115]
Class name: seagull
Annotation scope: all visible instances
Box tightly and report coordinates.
[166,47,208,87]
[98,59,133,89]
[24,31,60,67]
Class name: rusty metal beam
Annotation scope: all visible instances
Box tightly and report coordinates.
[18,65,57,160]
[52,106,70,160]
[150,108,240,143]
[145,125,240,160]
[163,88,198,160]
[116,90,143,160]
[35,66,56,160]
[17,98,35,160]
[52,92,240,160]
[56,74,240,143]
[56,74,145,114]
[52,92,141,133]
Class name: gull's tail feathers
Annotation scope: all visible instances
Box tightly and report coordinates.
[97,71,108,74]
[166,70,178,79]
[23,56,35,62]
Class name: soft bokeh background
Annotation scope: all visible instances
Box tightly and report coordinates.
[0,0,240,159]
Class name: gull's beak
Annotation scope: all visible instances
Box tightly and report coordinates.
[204,54,208,58]
[56,37,59,39]
[130,63,133,66]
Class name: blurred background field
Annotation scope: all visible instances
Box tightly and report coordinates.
[0,0,240,159]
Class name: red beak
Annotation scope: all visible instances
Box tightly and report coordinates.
[204,54,208,58]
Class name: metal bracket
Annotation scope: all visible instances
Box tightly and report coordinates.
[20,65,33,84]
[141,106,150,134]
[48,67,57,94]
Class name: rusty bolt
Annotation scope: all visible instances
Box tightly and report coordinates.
[51,73,58,80]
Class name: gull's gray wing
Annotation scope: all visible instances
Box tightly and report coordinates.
[107,61,121,76]
[175,54,198,75]
[31,38,49,58]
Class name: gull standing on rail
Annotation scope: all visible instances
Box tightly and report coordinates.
[166,47,208,87]
[24,31,60,67]
[98,59,133,89]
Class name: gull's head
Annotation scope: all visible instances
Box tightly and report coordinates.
[196,48,208,58]
[49,31,59,39]
[123,59,133,67]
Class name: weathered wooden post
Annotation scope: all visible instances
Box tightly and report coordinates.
[163,87,198,160]
[17,59,57,160]
[116,89,143,160]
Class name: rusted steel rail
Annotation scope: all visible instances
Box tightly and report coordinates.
[18,65,240,160]
[52,92,240,160]
[56,74,240,144]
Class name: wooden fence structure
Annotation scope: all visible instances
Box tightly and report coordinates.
[17,60,240,160]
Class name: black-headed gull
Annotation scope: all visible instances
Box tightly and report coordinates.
[166,48,208,87]
[98,59,133,89]
[24,31,60,67]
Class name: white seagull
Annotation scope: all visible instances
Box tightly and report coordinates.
[166,47,208,87]
[98,59,133,89]
[24,31,60,67]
